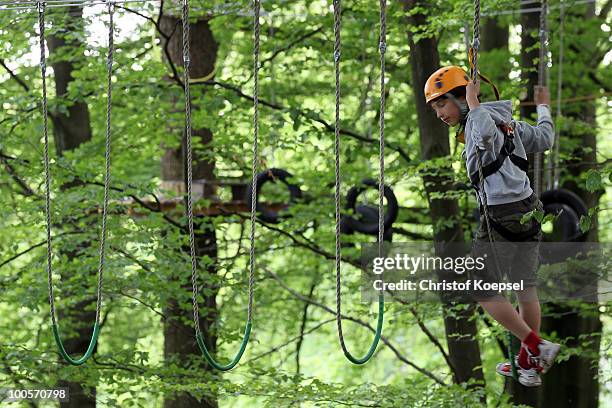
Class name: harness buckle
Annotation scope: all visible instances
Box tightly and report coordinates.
[498,122,515,135]
[499,122,516,156]
[501,137,515,156]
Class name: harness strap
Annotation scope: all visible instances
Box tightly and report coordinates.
[509,154,529,172]
[469,123,529,187]
[482,214,541,241]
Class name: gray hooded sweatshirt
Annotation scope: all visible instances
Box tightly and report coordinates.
[464,100,555,205]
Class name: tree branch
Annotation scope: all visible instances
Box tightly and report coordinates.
[295,277,318,373]
[0,149,38,197]
[81,179,183,229]
[244,317,335,364]
[196,79,412,163]
[265,268,447,385]
[241,25,326,85]
[0,230,82,270]
[392,227,432,240]
[406,304,455,376]
[599,0,612,20]
[0,58,29,92]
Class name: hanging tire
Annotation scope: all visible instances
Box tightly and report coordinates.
[245,168,302,224]
[341,204,394,246]
[540,189,588,242]
[344,179,398,235]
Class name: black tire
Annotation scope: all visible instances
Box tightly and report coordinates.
[540,189,588,242]
[340,204,393,246]
[245,168,303,224]
[344,179,399,235]
[542,202,581,242]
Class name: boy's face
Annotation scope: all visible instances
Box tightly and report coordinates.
[430,97,462,127]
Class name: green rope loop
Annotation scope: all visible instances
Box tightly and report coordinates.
[342,294,384,365]
[195,322,252,371]
[52,322,100,366]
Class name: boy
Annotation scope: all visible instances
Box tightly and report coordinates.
[424,66,561,387]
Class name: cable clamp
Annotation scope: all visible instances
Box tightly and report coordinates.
[333,49,341,62]
[378,41,387,54]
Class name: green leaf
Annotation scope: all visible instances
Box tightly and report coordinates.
[579,215,591,233]
[585,169,602,192]
[521,209,544,224]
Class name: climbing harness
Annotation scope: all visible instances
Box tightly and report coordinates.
[461,13,540,243]
[467,123,529,190]
[470,0,519,381]
[185,0,258,371]
[41,0,115,365]
[333,0,386,364]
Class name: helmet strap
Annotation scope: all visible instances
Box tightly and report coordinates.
[443,92,468,144]
[444,92,469,122]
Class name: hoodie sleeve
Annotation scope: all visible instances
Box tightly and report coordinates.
[466,106,497,150]
[514,105,555,153]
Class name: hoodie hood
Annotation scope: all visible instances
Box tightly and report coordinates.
[476,100,513,125]
[457,100,512,144]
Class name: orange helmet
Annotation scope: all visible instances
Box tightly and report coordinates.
[424,66,470,104]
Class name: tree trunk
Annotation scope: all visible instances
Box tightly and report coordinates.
[47,7,96,408]
[539,4,602,406]
[159,15,219,408]
[402,0,485,391]
[481,17,510,82]
[482,18,509,53]
[517,3,603,406]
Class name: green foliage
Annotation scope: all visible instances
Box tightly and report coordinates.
[0,0,610,406]
[585,169,603,193]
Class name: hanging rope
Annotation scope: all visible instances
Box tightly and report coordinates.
[533,0,548,196]
[549,0,564,189]
[471,0,519,382]
[333,0,385,365]
[186,0,258,371]
[377,0,386,251]
[42,0,114,365]
[467,47,500,101]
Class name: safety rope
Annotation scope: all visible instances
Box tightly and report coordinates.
[549,0,564,189]
[42,0,114,365]
[467,47,501,101]
[0,0,596,15]
[186,0,258,371]
[2,0,146,10]
[533,0,548,196]
[333,0,385,365]
[471,0,519,382]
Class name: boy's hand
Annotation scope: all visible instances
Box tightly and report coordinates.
[466,79,480,109]
[534,85,550,106]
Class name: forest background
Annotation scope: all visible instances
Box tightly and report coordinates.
[0,0,610,407]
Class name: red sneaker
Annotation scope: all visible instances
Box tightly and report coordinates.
[496,359,542,387]
[531,339,561,374]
